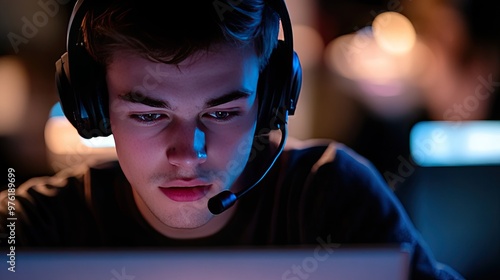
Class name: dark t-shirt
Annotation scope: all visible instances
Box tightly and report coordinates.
[0,140,462,279]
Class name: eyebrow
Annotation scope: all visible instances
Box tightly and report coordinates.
[119,90,252,109]
[119,91,171,109]
[205,90,251,108]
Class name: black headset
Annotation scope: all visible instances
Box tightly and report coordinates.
[55,0,302,139]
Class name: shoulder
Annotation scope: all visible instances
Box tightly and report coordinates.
[1,161,126,213]
[282,137,385,190]
[278,137,400,229]
[0,164,89,206]
[0,165,88,245]
[0,161,120,246]
[280,137,412,238]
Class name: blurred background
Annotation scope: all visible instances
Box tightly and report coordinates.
[1,0,499,279]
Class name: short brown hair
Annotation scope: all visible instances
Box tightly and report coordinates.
[82,0,280,70]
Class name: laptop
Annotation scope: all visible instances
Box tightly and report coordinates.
[3,245,410,280]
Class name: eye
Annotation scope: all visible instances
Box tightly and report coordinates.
[130,113,165,123]
[206,111,239,121]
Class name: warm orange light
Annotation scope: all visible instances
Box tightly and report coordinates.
[372,12,416,55]
[45,117,116,155]
[45,116,116,170]
[324,29,407,85]
[0,56,29,135]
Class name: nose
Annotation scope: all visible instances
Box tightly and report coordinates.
[167,125,207,167]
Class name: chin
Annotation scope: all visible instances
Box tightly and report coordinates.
[159,204,213,229]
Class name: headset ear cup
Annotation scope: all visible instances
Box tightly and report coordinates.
[55,50,111,139]
[55,0,111,139]
[256,47,280,132]
[55,52,80,130]
[256,41,302,132]
[71,55,111,139]
[287,51,302,116]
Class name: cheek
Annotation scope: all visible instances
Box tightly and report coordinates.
[205,96,258,166]
[206,119,257,180]
[110,117,162,183]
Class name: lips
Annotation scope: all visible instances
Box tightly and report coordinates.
[159,185,211,202]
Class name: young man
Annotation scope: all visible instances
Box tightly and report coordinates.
[0,0,462,279]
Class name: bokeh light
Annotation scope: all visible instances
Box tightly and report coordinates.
[0,56,29,135]
[372,12,417,55]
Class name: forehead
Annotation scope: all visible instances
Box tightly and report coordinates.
[106,44,260,92]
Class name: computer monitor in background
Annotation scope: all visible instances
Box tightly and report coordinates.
[398,121,500,280]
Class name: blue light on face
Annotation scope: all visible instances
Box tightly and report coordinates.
[193,127,207,159]
[410,121,500,166]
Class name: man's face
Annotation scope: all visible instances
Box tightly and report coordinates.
[106,44,259,229]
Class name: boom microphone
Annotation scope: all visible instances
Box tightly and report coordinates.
[207,123,288,215]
